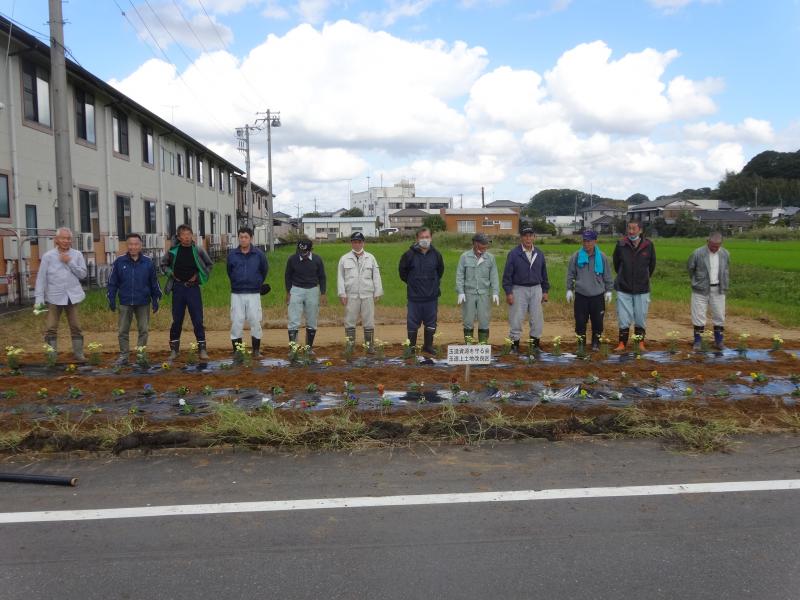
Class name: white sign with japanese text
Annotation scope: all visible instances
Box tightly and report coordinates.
[447,344,492,365]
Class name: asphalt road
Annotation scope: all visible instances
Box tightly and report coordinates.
[2,436,800,599]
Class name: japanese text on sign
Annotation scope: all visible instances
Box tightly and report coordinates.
[447,344,492,365]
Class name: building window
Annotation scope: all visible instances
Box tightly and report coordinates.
[225,214,232,234]
[177,153,184,177]
[142,125,154,165]
[112,111,129,155]
[219,170,224,192]
[183,206,192,228]
[406,202,425,209]
[209,165,215,189]
[210,211,217,234]
[21,60,50,127]
[25,204,38,245]
[429,203,449,209]
[499,220,513,230]
[144,200,157,234]
[197,157,204,184]
[160,146,166,172]
[0,173,10,218]
[170,152,175,175]
[457,220,476,233]
[75,89,95,144]
[198,209,206,237]
[186,151,194,180]
[228,173,233,195]
[165,203,177,238]
[79,189,100,241]
[389,203,402,209]
[116,195,131,238]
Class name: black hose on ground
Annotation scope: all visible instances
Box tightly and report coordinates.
[0,473,78,486]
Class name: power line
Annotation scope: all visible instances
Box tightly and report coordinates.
[170,0,210,53]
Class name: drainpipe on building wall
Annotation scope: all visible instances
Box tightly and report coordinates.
[6,55,22,232]
[157,134,165,245]
[103,106,114,265]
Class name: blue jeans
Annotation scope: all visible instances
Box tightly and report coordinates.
[169,283,205,343]
[407,300,438,331]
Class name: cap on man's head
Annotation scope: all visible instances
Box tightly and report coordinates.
[582,229,598,241]
[350,231,365,242]
[472,233,490,245]
[297,239,313,252]
[520,227,535,235]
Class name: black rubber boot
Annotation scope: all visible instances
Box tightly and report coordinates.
[529,337,541,353]
[407,329,418,348]
[306,328,317,349]
[511,339,520,354]
[252,337,261,358]
[231,337,243,361]
[364,329,375,354]
[478,329,490,344]
[422,327,436,355]
[693,326,704,351]
[345,327,356,343]
[168,340,180,362]
[591,332,601,351]
[713,326,724,350]
[198,340,209,361]
[288,330,298,343]
[463,328,474,343]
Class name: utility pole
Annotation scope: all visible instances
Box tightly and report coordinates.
[49,0,74,229]
[235,125,253,228]
[256,110,280,253]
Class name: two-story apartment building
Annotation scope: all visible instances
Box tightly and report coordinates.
[0,16,244,299]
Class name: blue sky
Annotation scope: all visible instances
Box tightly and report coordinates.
[2,0,798,212]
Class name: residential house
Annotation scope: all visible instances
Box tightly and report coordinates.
[484,199,524,212]
[693,210,754,232]
[388,208,430,235]
[581,202,626,227]
[627,198,701,224]
[545,216,583,235]
[440,208,519,235]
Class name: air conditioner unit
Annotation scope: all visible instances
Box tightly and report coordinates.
[105,235,119,253]
[3,236,20,260]
[76,233,94,252]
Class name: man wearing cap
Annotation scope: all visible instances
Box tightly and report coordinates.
[456,233,500,343]
[227,226,268,359]
[566,230,614,351]
[337,232,383,350]
[613,221,656,352]
[399,227,445,354]
[502,227,550,353]
[285,238,327,349]
[687,232,730,351]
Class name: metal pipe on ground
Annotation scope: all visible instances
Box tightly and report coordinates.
[0,473,78,486]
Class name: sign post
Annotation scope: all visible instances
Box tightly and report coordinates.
[447,344,492,384]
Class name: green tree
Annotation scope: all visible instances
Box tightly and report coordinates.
[626,193,649,205]
[422,214,447,232]
[340,208,364,217]
[302,211,321,218]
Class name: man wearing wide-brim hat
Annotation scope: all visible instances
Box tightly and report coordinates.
[337,231,383,351]
[566,230,614,351]
[456,233,499,343]
[285,238,327,349]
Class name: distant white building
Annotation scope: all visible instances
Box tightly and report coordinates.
[546,216,583,235]
[350,180,451,224]
[301,216,379,240]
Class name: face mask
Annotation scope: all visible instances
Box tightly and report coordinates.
[353,248,364,255]
[628,235,640,242]
[417,239,431,249]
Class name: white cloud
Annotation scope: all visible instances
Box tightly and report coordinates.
[295,0,334,23]
[183,0,261,14]
[131,2,234,51]
[361,0,436,27]
[684,118,774,144]
[648,0,720,14]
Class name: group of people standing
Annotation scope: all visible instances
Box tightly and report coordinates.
[34,222,731,361]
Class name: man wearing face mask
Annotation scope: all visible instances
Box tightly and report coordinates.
[456,233,499,343]
[285,238,327,349]
[399,227,445,354]
[612,221,656,351]
[337,231,383,350]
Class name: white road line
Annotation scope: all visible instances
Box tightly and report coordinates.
[2,479,799,524]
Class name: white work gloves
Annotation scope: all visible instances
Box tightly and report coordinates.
[566,290,574,303]
[492,294,500,306]
[457,293,466,305]
[605,291,613,303]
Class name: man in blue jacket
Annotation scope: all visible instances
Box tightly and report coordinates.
[502,227,550,353]
[107,233,162,365]
[227,227,268,358]
[399,227,444,355]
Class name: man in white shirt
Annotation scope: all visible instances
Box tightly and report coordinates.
[34,227,88,361]
[337,232,383,351]
[687,232,730,350]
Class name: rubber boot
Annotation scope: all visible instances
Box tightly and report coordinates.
[306,328,317,349]
[231,337,243,362]
[693,326,704,351]
[44,335,57,356]
[634,327,646,352]
[168,340,180,361]
[478,329,490,344]
[115,352,129,366]
[72,336,86,363]
[463,328,474,343]
[422,327,436,355]
[511,339,520,354]
[713,326,724,351]
[345,327,356,343]
[288,330,298,343]
[591,332,601,352]
[615,328,629,351]
[407,329,418,348]
[364,329,375,354]
[529,337,541,353]
[198,340,209,361]
[252,337,261,358]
